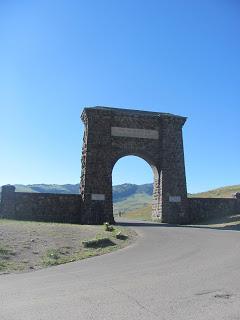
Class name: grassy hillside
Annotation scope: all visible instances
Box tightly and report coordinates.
[190,185,240,199]
[113,193,152,214]
[112,183,152,202]
[120,204,152,221]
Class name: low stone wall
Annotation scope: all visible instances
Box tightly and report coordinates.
[1,185,240,224]
[188,197,240,222]
[0,185,82,224]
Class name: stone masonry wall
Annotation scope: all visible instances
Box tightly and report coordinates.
[188,197,240,222]
[1,186,240,224]
[0,185,82,223]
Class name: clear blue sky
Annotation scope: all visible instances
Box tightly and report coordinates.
[0,0,239,193]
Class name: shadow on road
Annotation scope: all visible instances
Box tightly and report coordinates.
[116,220,177,228]
[116,214,240,232]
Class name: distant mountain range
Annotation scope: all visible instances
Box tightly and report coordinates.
[0,182,153,200]
[0,183,239,213]
[8,184,80,195]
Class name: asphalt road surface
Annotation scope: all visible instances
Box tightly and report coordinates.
[1,220,240,320]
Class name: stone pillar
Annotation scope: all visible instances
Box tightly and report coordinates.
[160,117,188,224]
[80,109,114,224]
[0,185,16,218]
[151,166,162,220]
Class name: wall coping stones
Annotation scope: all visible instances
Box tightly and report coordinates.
[82,106,187,120]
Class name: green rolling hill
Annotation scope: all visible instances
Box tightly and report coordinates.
[190,185,240,199]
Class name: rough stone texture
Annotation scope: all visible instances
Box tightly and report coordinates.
[0,185,82,223]
[188,197,240,222]
[235,192,240,199]
[80,106,188,224]
[0,185,16,219]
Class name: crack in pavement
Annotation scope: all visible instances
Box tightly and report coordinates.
[195,289,222,296]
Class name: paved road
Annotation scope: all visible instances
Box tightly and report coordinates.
[1,220,240,320]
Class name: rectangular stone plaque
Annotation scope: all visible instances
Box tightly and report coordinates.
[169,196,181,203]
[111,127,159,139]
[91,194,105,201]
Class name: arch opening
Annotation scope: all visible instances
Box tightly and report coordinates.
[112,155,160,221]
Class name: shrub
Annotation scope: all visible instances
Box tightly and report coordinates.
[42,249,65,266]
[104,222,114,232]
[82,237,115,248]
[115,231,128,240]
[0,244,12,259]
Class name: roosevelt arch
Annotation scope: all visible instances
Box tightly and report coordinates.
[80,106,188,225]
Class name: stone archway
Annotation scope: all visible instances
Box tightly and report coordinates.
[112,154,158,218]
[80,106,188,225]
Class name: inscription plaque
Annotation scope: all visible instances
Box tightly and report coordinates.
[111,127,159,139]
[91,194,105,201]
[169,196,181,203]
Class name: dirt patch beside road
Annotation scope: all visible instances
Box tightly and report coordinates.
[0,219,136,275]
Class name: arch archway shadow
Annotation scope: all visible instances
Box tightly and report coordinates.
[116,219,178,228]
[116,215,240,232]
[116,214,240,232]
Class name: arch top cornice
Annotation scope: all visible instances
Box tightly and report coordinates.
[81,106,187,123]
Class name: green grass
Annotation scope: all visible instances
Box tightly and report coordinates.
[119,204,152,221]
[0,245,11,257]
[42,248,71,266]
[190,185,240,198]
[113,193,152,214]
[0,244,20,272]
[0,260,25,272]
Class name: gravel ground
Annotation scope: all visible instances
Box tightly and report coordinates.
[0,219,136,274]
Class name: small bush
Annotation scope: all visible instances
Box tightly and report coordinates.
[0,246,10,257]
[0,261,8,271]
[42,249,63,266]
[82,237,115,248]
[0,245,12,259]
[104,222,114,232]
